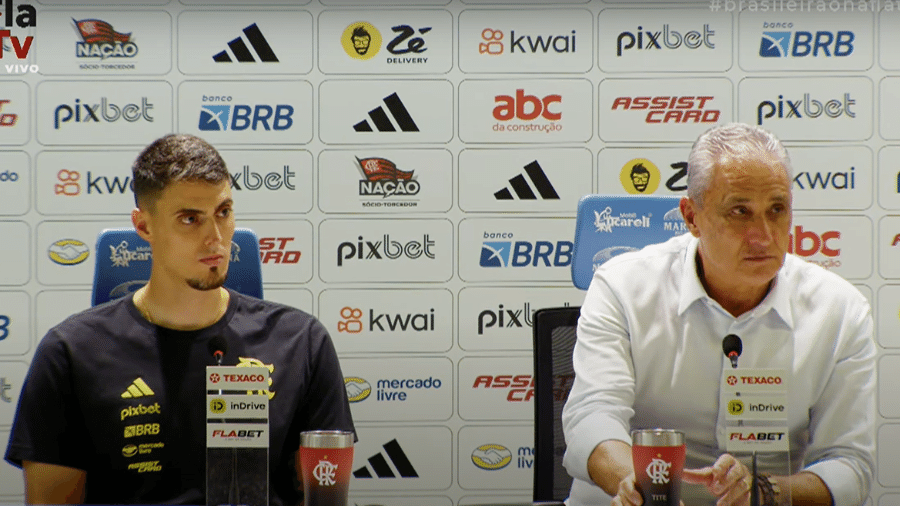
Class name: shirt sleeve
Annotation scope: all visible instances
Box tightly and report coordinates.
[802,295,876,506]
[561,271,635,484]
[4,329,89,470]
[297,317,356,438]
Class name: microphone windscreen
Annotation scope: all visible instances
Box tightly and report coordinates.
[722,334,742,357]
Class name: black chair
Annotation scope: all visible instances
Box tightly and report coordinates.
[532,305,581,505]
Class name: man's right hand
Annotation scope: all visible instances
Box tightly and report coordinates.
[610,471,643,506]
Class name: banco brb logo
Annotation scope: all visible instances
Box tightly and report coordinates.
[647,458,671,484]
[313,460,338,486]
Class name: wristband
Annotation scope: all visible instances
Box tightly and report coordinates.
[757,473,780,506]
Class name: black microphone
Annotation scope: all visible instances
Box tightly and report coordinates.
[722,334,742,369]
[208,335,228,366]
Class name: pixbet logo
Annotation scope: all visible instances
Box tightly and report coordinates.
[759,29,854,58]
[0,100,18,126]
[611,96,720,124]
[472,374,534,402]
[788,225,840,257]
[337,306,435,334]
[480,232,573,268]
[616,24,715,56]
[230,165,295,191]
[198,95,293,132]
[0,0,36,61]
[756,93,856,126]
[479,27,576,56]
[53,98,154,129]
[120,402,161,421]
[259,237,301,264]
[478,303,534,334]
[336,234,435,266]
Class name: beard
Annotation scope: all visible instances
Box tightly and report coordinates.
[187,266,228,291]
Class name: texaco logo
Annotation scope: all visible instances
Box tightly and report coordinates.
[209,373,221,384]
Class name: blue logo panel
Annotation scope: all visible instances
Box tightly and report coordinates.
[759,32,791,58]
[480,242,510,267]
[199,105,231,131]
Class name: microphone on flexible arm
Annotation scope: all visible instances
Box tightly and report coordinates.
[208,335,228,366]
[722,334,742,369]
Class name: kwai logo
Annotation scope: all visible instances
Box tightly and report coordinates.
[616,24,715,56]
[73,19,137,60]
[54,169,134,196]
[793,167,855,191]
[756,93,856,125]
[759,29,854,58]
[611,96,720,124]
[337,306,435,333]
[479,27,576,56]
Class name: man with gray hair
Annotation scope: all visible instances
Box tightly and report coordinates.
[562,123,875,506]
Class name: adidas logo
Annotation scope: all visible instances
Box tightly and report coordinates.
[353,93,419,133]
[353,439,419,479]
[494,161,560,201]
[213,23,279,63]
[121,378,155,399]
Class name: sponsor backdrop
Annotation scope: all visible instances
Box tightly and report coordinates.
[0,0,899,504]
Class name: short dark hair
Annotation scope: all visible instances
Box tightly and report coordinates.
[131,134,229,210]
[352,26,370,39]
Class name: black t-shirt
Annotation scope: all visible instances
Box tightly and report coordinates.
[4,289,355,505]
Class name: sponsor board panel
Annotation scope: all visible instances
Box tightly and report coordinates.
[319,79,453,144]
[178,80,312,144]
[318,149,452,214]
[351,426,451,491]
[0,433,25,496]
[0,291,29,356]
[881,77,900,140]
[458,9,592,73]
[878,355,900,418]
[348,496,452,506]
[320,288,453,353]
[457,286,583,351]
[36,80,173,146]
[36,219,142,286]
[35,290,91,341]
[340,357,453,421]
[458,79,592,143]
[597,147,692,196]
[599,9,732,73]
[458,148,592,212]
[738,76,873,141]
[738,10,873,71]
[878,146,900,210]
[457,425,533,490]
[318,219,454,283]
[0,221,30,285]
[788,145,872,211]
[180,0,310,4]
[0,81,29,146]
[207,423,268,448]
[261,288,313,314]
[239,219,313,284]
[876,285,900,348]
[178,11,312,75]
[458,356,533,421]
[36,150,137,215]
[458,217,576,283]
[459,495,532,505]
[318,10,452,74]
[36,11,171,75]
[790,215,871,280]
[0,151,30,215]
[878,216,900,279]
[878,424,900,486]
[221,150,312,214]
[36,0,169,3]
[0,361,27,427]
[880,12,900,70]
[598,78,733,142]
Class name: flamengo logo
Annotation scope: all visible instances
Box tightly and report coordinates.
[494,90,561,121]
[54,98,154,129]
[756,93,856,125]
[357,157,419,198]
[0,99,16,126]
[74,19,137,59]
[472,375,534,402]
[0,0,36,60]
[616,24,715,56]
[611,96,719,124]
[788,225,840,257]
[336,234,435,266]
[479,27,576,55]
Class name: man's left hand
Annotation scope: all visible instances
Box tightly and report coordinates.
[682,453,753,506]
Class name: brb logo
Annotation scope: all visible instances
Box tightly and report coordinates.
[480,232,573,268]
[759,27,854,58]
[617,24,715,56]
[53,98,154,129]
[198,95,293,132]
[756,93,855,125]
[0,0,36,63]
[336,234,435,266]
[611,96,720,124]
[479,27,576,56]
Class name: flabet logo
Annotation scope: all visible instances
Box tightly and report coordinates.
[198,96,293,132]
[109,241,151,268]
[493,89,562,134]
[0,99,18,126]
[53,98,154,129]
[472,374,534,402]
[341,21,382,60]
[73,19,137,60]
[593,207,652,233]
[0,0,36,62]
[337,306,435,334]
[471,444,512,470]
[356,157,420,199]
[756,93,856,126]
[480,232,573,268]
[258,237,301,264]
[336,234,436,266]
[616,24,715,56]
[611,96,720,124]
[479,27,576,56]
[759,28,854,58]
